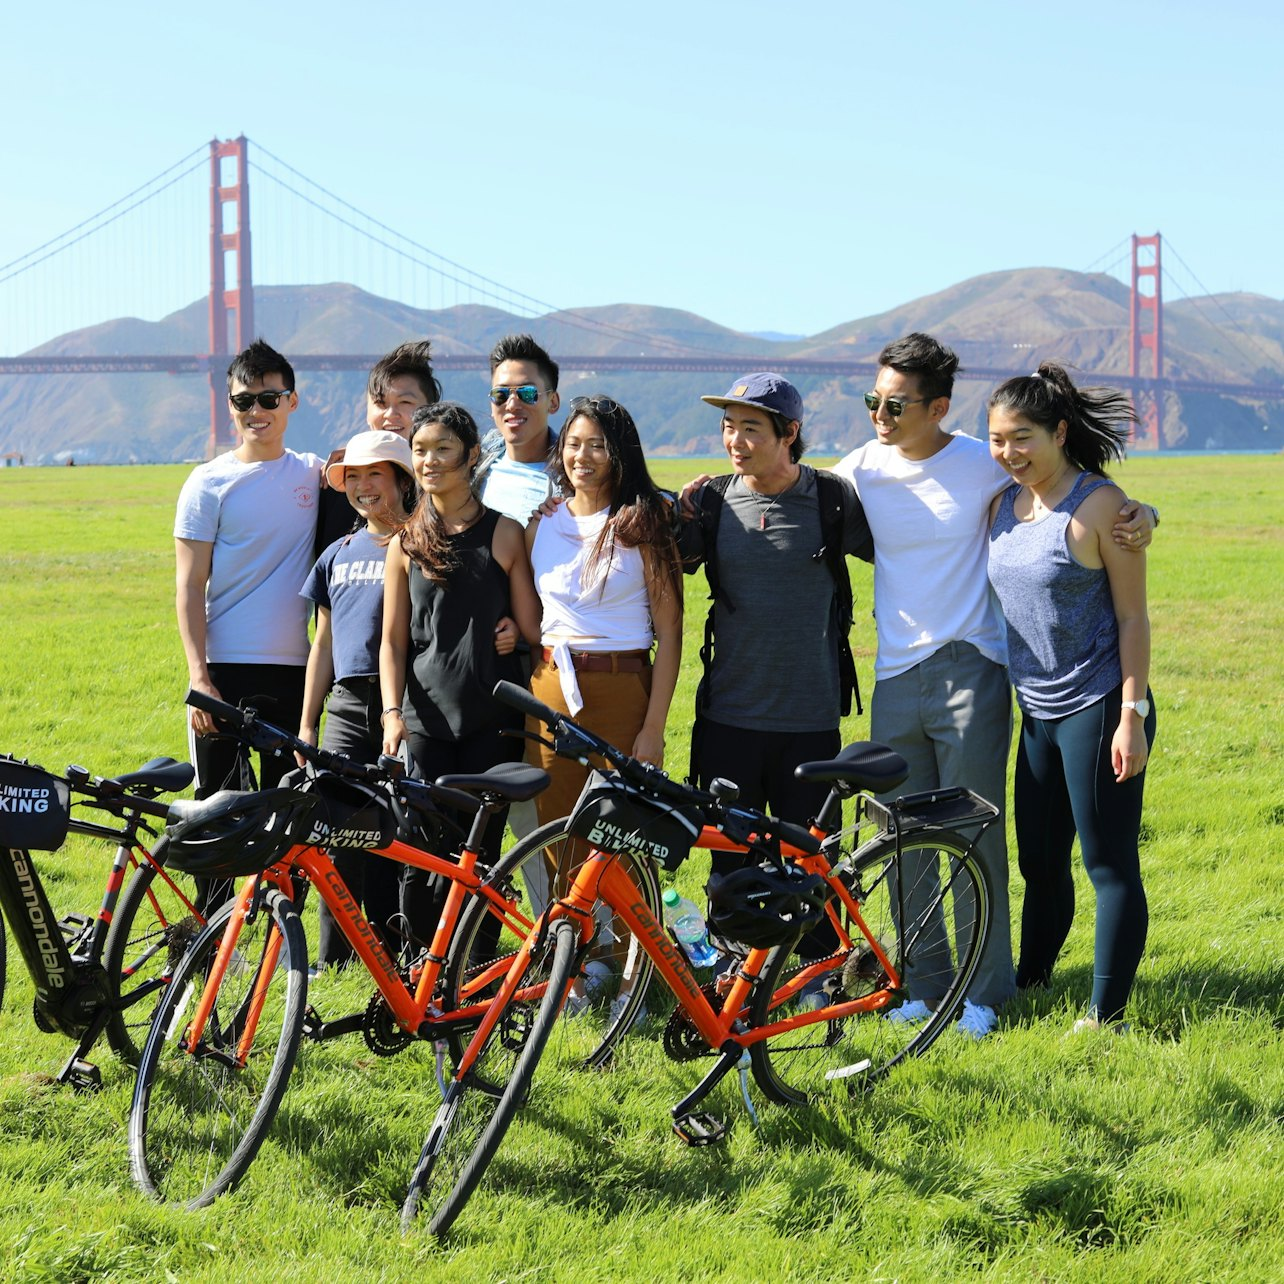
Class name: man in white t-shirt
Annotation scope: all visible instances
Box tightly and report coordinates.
[832,332,1156,1039]
[475,333,562,523]
[175,338,323,799]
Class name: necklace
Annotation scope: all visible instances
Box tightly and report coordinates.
[742,475,796,529]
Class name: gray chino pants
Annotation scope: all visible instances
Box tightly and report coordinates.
[871,641,1016,1011]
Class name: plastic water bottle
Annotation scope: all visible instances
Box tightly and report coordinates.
[662,888,720,968]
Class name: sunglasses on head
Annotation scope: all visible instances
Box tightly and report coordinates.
[863,392,928,417]
[488,384,541,406]
[229,389,292,412]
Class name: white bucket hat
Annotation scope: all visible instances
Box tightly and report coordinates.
[325,429,416,489]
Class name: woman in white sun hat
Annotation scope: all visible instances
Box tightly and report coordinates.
[298,428,418,971]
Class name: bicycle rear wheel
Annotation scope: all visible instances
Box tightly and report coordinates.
[129,887,307,1208]
[102,836,205,1064]
[402,917,577,1238]
[749,829,992,1105]
[443,818,659,1085]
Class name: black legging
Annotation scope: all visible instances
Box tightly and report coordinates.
[399,722,523,949]
[1014,689,1156,1022]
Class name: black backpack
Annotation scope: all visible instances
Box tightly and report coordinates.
[685,471,862,781]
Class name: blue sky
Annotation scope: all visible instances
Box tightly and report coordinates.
[2,0,1280,354]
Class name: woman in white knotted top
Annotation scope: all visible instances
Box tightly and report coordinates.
[525,394,683,830]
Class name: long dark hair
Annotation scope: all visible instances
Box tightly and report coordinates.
[398,402,481,584]
[554,395,683,605]
[988,362,1137,475]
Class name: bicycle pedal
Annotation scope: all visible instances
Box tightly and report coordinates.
[58,912,94,951]
[58,1059,103,1094]
[672,1112,726,1147]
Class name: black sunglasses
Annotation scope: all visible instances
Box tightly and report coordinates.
[229,389,292,412]
[863,392,928,417]
[488,384,541,406]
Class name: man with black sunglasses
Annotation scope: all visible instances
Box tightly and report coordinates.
[174,338,324,805]
[474,333,563,522]
[830,332,1156,1040]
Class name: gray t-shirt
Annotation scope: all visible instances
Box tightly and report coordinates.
[688,466,873,733]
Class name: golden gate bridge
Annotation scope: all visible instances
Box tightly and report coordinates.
[3,136,1282,458]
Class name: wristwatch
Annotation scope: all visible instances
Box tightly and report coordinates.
[1122,698,1151,719]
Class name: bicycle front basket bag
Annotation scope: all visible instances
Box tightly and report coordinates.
[294,771,396,852]
[567,771,703,872]
[0,756,71,851]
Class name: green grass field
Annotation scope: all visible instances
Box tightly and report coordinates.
[0,455,1281,1282]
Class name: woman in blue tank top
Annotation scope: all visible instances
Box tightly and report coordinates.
[987,363,1155,1033]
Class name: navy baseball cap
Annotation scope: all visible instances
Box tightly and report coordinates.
[701,372,804,423]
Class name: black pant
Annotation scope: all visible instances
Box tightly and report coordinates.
[694,717,840,960]
[192,663,307,915]
[314,677,402,968]
[398,721,524,949]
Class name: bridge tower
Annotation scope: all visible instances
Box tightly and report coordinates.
[206,136,255,459]
[1129,232,1163,450]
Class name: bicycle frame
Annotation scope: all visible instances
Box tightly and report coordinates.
[178,831,543,1061]
[445,820,905,1086]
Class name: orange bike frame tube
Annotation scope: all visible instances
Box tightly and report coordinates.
[280,837,536,1035]
[185,875,258,1048]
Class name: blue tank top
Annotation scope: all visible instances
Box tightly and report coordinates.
[988,472,1121,719]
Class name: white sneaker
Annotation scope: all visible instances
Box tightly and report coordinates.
[956,1000,998,1040]
[885,998,932,1025]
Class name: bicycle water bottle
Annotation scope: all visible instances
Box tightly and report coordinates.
[662,888,720,968]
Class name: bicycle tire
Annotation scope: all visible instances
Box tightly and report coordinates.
[129,886,307,1209]
[749,828,992,1105]
[443,818,659,1086]
[0,907,6,1013]
[402,917,577,1238]
[102,836,205,1064]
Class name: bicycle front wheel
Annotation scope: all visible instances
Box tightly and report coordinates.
[129,887,307,1209]
[102,836,205,1064]
[443,818,659,1085]
[750,829,992,1105]
[403,917,577,1238]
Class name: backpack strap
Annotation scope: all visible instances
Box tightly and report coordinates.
[813,470,862,718]
[687,476,734,784]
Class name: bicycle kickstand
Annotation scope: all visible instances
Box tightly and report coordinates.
[670,1041,744,1147]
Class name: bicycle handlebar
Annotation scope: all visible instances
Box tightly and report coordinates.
[491,681,821,856]
[186,687,385,786]
[184,688,479,819]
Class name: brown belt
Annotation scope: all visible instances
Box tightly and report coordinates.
[541,647,651,674]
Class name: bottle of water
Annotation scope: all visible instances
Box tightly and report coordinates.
[662,888,720,969]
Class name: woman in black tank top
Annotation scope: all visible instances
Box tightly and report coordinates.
[380,403,540,950]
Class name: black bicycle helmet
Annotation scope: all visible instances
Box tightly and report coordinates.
[706,860,828,950]
[163,787,316,877]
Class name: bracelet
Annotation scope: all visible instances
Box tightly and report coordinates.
[379,706,403,727]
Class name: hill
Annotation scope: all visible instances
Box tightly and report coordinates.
[1,271,1281,463]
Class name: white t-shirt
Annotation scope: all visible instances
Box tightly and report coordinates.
[530,504,652,714]
[832,433,1009,680]
[175,448,323,665]
[480,456,557,525]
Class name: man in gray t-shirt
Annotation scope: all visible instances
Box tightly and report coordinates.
[682,373,873,840]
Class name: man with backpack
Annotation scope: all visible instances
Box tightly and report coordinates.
[682,373,872,863]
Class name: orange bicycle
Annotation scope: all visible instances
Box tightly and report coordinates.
[402,680,999,1236]
[127,689,657,1209]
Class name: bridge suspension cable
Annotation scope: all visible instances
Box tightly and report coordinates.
[0,146,207,286]
[1160,236,1282,375]
[248,139,740,361]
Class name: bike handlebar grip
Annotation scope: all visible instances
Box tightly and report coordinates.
[185,688,245,723]
[492,680,557,727]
